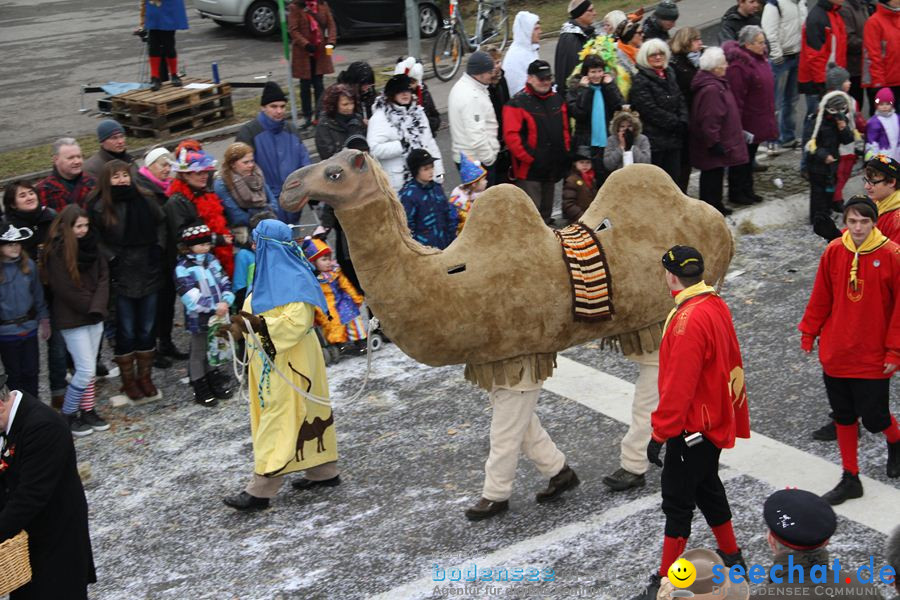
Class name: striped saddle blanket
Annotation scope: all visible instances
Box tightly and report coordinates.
[553,223,614,322]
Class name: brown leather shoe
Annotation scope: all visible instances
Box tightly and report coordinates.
[464,497,509,521]
[535,464,580,503]
[113,353,143,401]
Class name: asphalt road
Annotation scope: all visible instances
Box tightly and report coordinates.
[0,0,414,152]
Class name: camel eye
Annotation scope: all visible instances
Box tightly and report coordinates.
[325,166,343,182]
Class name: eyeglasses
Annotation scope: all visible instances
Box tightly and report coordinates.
[648,52,666,58]
[863,177,887,186]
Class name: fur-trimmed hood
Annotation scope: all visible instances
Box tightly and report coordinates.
[609,110,642,137]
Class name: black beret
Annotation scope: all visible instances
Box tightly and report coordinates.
[764,489,837,550]
[662,245,704,278]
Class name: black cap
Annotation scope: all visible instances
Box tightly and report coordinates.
[662,245,704,278]
[406,148,436,175]
[764,489,836,550]
[260,81,287,106]
[384,74,415,99]
[527,60,553,79]
[843,195,879,220]
[866,154,900,180]
[573,146,592,161]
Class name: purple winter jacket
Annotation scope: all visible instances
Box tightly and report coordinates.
[689,70,749,171]
[867,112,900,154]
[723,41,778,143]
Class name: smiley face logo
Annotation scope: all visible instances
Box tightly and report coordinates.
[667,558,697,588]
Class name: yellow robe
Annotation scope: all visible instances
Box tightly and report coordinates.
[243,297,338,476]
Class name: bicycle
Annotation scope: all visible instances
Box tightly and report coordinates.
[431,0,510,82]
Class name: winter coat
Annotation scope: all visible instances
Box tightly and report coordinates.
[82,148,135,180]
[367,99,444,191]
[45,239,109,330]
[718,5,761,44]
[174,252,234,333]
[840,0,868,78]
[761,0,807,62]
[0,393,97,600]
[144,0,188,30]
[503,85,571,181]
[628,66,689,152]
[213,176,279,229]
[641,15,670,42]
[566,78,625,149]
[35,168,96,212]
[88,188,166,299]
[866,112,900,161]
[398,179,457,250]
[419,83,441,136]
[288,1,336,79]
[133,169,169,206]
[554,20,595,97]
[863,3,900,88]
[562,168,598,224]
[489,74,511,137]
[4,206,56,262]
[314,113,367,160]
[448,73,500,165]
[603,112,652,171]
[670,52,699,106]
[798,0,847,93]
[0,258,47,339]
[808,113,854,178]
[689,70,750,171]
[503,11,541,96]
[723,41,779,143]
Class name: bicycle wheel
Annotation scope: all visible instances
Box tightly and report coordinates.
[476,6,509,52]
[432,27,463,81]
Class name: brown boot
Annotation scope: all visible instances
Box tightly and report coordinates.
[51,395,64,411]
[535,464,580,503]
[135,350,161,400]
[113,353,143,401]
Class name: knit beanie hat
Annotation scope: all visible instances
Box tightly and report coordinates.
[466,51,495,76]
[384,74,415,99]
[406,148,436,176]
[459,153,487,186]
[260,81,287,106]
[180,222,213,246]
[843,195,878,221]
[301,237,332,262]
[876,87,895,106]
[97,119,124,142]
[825,64,850,92]
[568,0,591,18]
[654,1,679,21]
[143,147,173,168]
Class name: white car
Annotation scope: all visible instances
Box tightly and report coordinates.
[193,0,443,38]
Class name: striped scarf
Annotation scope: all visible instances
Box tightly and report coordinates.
[554,223,614,321]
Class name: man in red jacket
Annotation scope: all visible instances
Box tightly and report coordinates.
[502,60,571,226]
[799,195,900,505]
[632,246,750,600]
[863,0,900,114]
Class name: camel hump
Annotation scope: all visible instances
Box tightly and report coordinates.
[455,183,553,244]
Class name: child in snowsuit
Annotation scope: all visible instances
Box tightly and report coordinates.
[175,222,234,407]
[448,153,488,234]
[807,92,854,224]
[302,237,367,356]
[562,146,599,224]
[399,148,458,250]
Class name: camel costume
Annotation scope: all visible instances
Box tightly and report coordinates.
[280,151,734,517]
[223,220,338,511]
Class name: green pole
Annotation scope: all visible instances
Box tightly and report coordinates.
[277,0,300,127]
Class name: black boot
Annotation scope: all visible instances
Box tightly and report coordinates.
[158,339,189,360]
[223,491,269,511]
[291,475,341,490]
[154,353,173,369]
[464,497,509,521]
[535,464,580,503]
[822,470,863,505]
[206,372,232,400]
[812,421,837,441]
[602,468,645,492]
[716,548,747,570]
[888,440,900,478]
[630,573,661,600]
[170,73,182,87]
[150,77,161,91]
[191,377,218,407]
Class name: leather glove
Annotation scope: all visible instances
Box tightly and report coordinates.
[305,43,317,54]
[813,214,841,242]
[647,439,664,467]
[709,142,727,157]
[801,334,815,353]
[38,319,51,341]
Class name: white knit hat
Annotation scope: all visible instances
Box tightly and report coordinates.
[144,146,174,168]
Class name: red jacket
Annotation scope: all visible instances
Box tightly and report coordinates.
[878,209,900,243]
[652,289,751,449]
[863,3,900,89]
[502,85,571,182]
[798,0,847,93]
[799,237,900,379]
[35,169,96,212]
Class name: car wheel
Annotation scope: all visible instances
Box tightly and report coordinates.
[246,0,278,37]
[419,4,441,38]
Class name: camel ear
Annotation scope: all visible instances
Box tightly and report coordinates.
[350,151,368,172]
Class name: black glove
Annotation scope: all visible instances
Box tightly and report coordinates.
[623,129,634,151]
[647,439,664,467]
[813,214,842,242]
[305,43,317,54]
[709,142,727,157]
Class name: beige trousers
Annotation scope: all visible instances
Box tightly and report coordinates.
[619,350,660,475]
[482,385,566,502]
[245,460,340,498]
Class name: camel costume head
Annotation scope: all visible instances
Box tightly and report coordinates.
[282,151,733,388]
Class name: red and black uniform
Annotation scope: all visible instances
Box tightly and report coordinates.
[799,237,900,474]
[502,85,571,182]
[35,169,96,213]
[651,283,750,576]
[798,0,847,95]
[876,195,900,243]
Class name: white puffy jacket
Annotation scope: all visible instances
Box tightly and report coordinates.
[448,73,500,166]
[502,11,540,95]
[367,101,444,191]
[761,0,807,62]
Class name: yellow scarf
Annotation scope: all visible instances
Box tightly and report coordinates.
[841,227,889,290]
[663,281,717,335]
[877,189,900,217]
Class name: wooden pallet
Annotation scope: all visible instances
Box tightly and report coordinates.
[110,78,233,138]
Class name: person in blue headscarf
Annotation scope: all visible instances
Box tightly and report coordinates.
[222,219,340,511]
